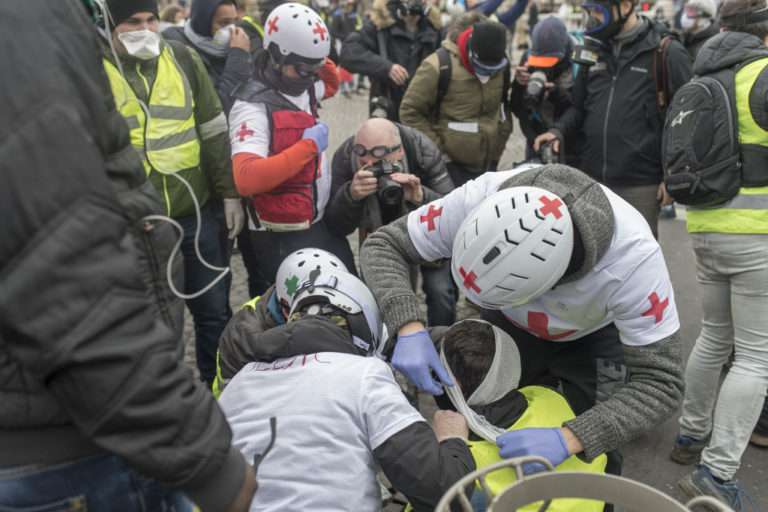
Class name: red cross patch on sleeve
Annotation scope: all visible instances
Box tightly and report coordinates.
[419,205,443,232]
[641,292,669,323]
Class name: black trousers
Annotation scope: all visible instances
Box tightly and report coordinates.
[248,219,357,290]
[481,309,626,477]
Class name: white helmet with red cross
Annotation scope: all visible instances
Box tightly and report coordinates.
[275,248,349,309]
[450,186,574,309]
[263,3,331,63]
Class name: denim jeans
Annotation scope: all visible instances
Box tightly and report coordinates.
[421,262,457,327]
[679,233,768,481]
[177,201,232,384]
[0,455,192,512]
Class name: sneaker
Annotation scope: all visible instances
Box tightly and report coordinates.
[750,431,768,448]
[678,465,745,511]
[670,434,708,465]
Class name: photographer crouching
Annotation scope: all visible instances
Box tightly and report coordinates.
[325,117,458,326]
[510,16,582,166]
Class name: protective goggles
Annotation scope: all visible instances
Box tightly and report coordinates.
[351,143,402,158]
[295,60,324,78]
[470,51,508,76]
[582,1,613,35]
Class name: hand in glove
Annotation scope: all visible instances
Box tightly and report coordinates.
[302,122,329,154]
[496,427,571,474]
[392,328,453,396]
[223,198,245,240]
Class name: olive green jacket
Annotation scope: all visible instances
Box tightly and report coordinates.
[399,40,514,172]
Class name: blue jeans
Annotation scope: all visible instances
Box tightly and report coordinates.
[0,455,192,512]
[421,262,457,327]
[177,201,232,384]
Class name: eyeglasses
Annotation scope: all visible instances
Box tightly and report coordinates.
[295,60,324,78]
[351,143,402,158]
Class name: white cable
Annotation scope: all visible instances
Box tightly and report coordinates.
[94,0,231,300]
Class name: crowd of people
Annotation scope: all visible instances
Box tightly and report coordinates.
[1,0,767,511]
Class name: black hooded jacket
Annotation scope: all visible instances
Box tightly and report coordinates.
[220,315,475,511]
[554,20,693,186]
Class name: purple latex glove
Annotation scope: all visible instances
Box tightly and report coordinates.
[392,330,453,395]
[496,427,570,474]
[302,122,329,153]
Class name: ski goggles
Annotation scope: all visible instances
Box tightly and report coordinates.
[295,60,325,78]
[582,1,614,35]
[470,51,508,76]
[351,143,402,158]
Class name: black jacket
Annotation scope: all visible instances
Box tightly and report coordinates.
[221,314,475,511]
[162,26,254,114]
[0,1,245,511]
[340,0,441,118]
[326,123,455,236]
[555,20,692,186]
[684,22,720,61]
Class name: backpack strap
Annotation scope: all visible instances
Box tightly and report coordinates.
[434,47,452,121]
[652,35,673,113]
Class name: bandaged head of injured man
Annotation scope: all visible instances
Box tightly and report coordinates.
[440,319,522,442]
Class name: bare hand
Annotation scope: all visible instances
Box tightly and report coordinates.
[350,168,378,201]
[230,26,251,51]
[533,131,560,153]
[657,183,674,206]
[389,64,409,86]
[389,172,423,204]
[515,65,531,86]
[224,464,257,512]
[433,410,469,442]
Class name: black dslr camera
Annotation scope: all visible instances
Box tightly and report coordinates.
[572,36,602,67]
[369,159,403,206]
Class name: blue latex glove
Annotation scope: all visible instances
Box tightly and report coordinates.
[302,122,329,153]
[496,428,570,474]
[392,330,453,396]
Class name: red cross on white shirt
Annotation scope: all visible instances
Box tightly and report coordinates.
[237,122,255,142]
[419,205,443,232]
[641,292,669,323]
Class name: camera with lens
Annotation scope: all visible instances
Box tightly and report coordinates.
[524,70,548,108]
[369,95,396,120]
[572,36,603,67]
[538,141,559,164]
[369,159,404,206]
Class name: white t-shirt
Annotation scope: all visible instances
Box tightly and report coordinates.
[406,169,680,347]
[229,81,331,230]
[219,352,424,512]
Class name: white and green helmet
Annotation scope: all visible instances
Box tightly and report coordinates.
[275,248,348,308]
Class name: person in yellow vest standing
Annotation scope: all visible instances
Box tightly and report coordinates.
[432,319,607,511]
[103,0,245,387]
[668,0,768,509]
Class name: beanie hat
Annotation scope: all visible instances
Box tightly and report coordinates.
[685,0,717,18]
[191,0,230,38]
[528,16,571,68]
[469,21,507,65]
[106,0,159,28]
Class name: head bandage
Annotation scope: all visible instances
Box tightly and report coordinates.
[439,320,522,443]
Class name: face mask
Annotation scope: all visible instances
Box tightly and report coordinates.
[583,2,624,42]
[265,63,315,96]
[118,29,161,60]
[680,13,696,31]
[213,24,234,47]
[476,73,491,84]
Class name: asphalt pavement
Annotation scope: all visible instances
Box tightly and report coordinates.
[183,91,767,510]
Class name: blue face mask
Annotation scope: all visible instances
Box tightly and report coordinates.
[471,52,508,79]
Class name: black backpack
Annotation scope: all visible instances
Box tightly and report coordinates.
[662,66,744,206]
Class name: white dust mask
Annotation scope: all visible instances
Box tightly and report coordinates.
[213,24,235,47]
[118,29,161,60]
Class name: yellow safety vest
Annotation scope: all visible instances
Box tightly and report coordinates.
[467,386,607,512]
[103,46,202,215]
[688,57,768,234]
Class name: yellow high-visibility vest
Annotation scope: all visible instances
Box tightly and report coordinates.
[467,386,607,512]
[103,46,202,214]
[242,15,265,38]
[688,57,768,234]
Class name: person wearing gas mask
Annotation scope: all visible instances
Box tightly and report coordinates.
[163,0,255,115]
[511,16,581,166]
[534,0,692,238]
[340,0,443,120]
[325,117,459,326]
[229,4,356,288]
[102,0,244,387]
[679,0,720,59]
[218,268,475,511]
[400,16,514,187]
